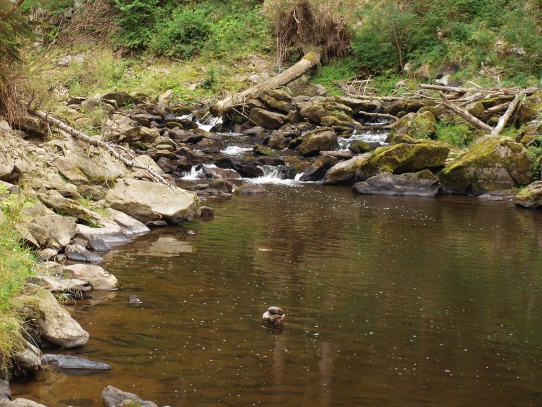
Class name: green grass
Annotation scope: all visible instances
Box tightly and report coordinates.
[0,187,38,368]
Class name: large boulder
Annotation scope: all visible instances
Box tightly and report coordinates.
[105,179,200,224]
[259,88,293,113]
[323,154,371,185]
[298,99,360,131]
[248,108,286,130]
[352,170,440,197]
[355,140,450,181]
[30,289,89,348]
[439,136,533,194]
[512,182,542,208]
[37,190,103,226]
[298,128,339,157]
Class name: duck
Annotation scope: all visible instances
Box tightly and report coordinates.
[262,306,285,325]
[129,295,142,304]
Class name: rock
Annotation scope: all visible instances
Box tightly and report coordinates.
[11,115,48,138]
[0,132,33,182]
[512,182,542,208]
[517,90,542,124]
[405,110,437,139]
[355,140,450,181]
[300,155,339,182]
[41,354,111,372]
[298,128,339,157]
[37,190,103,226]
[323,154,371,185]
[19,204,77,250]
[64,243,105,264]
[63,264,120,290]
[267,130,289,150]
[439,136,533,194]
[0,399,47,407]
[26,275,91,293]
[298,99,359,131]
[248,108,287,130]
[52,157,89,185]
[105,179,200,224]
[102,385,159,407]
[13,343,41,373]
[31,289,89,348]
[253,156,285,166]
[235,184,267,195]
[101,91,135,107]
[0,380,9,400]
[46,136,127,182]
[215,157,264,178]
[259,88,293,113]
[353,170,440,196]
[383,98,428,116]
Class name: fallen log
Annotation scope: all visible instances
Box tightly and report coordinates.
[212,51,321,116]
[490,92,523,137]
[29,110,174,188]
[438,92,493,132]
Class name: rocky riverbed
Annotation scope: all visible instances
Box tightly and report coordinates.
[2,84,542,405]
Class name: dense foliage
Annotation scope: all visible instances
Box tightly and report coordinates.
[351,0,542,84]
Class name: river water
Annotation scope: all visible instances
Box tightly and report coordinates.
[11,183,542,406]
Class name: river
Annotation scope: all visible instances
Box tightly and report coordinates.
[10,183,542,406]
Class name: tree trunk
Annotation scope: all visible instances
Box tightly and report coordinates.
[212,51,321,116]
[490,93,523,137]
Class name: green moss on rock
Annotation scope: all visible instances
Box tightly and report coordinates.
[355,140,450,181]
[439,136,533,194]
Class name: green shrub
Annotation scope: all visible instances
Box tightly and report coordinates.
[149,7,211,59]
[112,0,159,50]
[436,122,473,148]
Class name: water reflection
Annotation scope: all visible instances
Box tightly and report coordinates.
[11,185,542,406]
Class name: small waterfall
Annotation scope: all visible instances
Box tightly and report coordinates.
[197,116,223,132]
[249,165,300,186]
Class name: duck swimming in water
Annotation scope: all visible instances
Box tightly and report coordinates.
[129,295,142,304]
[262,306,285,325]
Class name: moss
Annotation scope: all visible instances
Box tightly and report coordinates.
[439,136,533,194]
[406,110,437,139]
[357,140,450,179]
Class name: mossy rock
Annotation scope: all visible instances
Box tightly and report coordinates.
[406,110,437,139]
[517,90,542,125]
[383,98,430,116]
[512,182,542,208]
[466,101,486,119]
[298,127,339,157]
[355,140,450,181]
[259,88,293,113]
[349,140,373,154]
[439,136,534,194]
[333,96,382,113]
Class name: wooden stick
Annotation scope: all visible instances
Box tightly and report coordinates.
[420,84,471,94]
[490,93,523,137]
[29,110,175,189]
[438,92,493,132]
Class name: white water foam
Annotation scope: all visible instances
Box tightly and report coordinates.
[220,146,253,155]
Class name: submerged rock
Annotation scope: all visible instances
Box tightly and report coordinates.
[41,354,111,372]
[102,385,159,407]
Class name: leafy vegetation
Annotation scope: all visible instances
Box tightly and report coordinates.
[0,187,37,368]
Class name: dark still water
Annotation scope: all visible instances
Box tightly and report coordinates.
[12,184,542,406]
